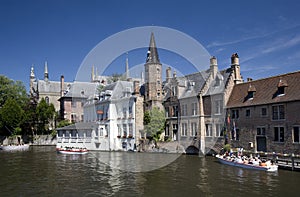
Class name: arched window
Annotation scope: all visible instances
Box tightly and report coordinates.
[45,96,49,104]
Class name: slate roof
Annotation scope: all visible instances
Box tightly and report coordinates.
[110,81,133,99]
[98,80,133,100]
[204,68,232,96]
[33,80,72,94]
[227,71,300,108]
[178,70,210,99]
[62,81,99,98]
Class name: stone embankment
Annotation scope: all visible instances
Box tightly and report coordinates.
[0,135,56,146]
[138,140,186,153]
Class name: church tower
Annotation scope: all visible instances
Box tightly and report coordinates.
[144,32,163,109]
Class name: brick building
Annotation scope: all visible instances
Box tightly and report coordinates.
[226,71,300,154]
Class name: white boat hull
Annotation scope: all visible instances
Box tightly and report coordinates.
[0,144,30,151]
[56,148,88,155]
[216,155,278,172]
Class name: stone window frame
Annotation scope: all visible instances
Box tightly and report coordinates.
[274,126,284,142]
[214,100,223,115]
[192,102,198,116]
[191,122,197,137]
[181,103,187,116]
[181,122,188,137]
[231,109,239,119]
[256,126,266,136]
[272,104,285,121]
[165,124,170,136]
[293,126,300,143]
[261,107,268,117]
[245,108,251,118]
[205,124,213,137]
[216,123,223,137]
[122,124,127,137]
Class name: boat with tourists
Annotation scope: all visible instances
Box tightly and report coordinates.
[0,144,30,152]
[56,146,89,155]
[215,154,278,172]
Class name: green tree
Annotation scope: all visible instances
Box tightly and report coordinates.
[0,98,24,135]
[0,75,28,108]
[144,107,166,142]
[36,98,55,134]
[56,119,72,128]
[0,75,29,135]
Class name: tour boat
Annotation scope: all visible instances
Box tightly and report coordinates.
[0,144,30,151]
[216,154,278,172]
[56,147,89,155]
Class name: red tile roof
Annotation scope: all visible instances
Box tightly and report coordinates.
[227,71,300,108]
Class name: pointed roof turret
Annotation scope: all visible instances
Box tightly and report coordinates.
[91,65,95,81]
[125,53,129,79]
[44,61,49,81]
[30,65,35,78]
[146,32,160,64]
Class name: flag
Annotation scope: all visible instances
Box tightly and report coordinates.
[227,113,230,125]
[232,120,236,140]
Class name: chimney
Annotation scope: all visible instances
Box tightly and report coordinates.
[231,53,239,65]
[231,53,242,84]
[133,80,140,95]
[210,56,218,78]
[166,67,171,83]
[247,78,253,82]
[60,75,65,97]
[173,71,177,78]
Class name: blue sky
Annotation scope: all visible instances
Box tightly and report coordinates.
[1,0,300,91]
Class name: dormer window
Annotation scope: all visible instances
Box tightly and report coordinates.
[247,84,256,100]
[215,77,220,87]
[277,79,288,96]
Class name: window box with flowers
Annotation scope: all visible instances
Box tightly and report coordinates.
[117,135,121,138]
[122,136,127,138]
[128,135,133,139]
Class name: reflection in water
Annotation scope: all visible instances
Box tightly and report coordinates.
[89,151,181,172]
[0,146,300,196]
[197,157,211,195]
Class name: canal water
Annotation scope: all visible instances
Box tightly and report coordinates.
[0,146,299,197]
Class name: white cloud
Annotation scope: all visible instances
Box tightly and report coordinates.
[207,23,300,49]
[262,34,300,54]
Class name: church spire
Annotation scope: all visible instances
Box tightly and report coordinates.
[125,53,129,79]
[146,32,160,64]
[91,65,95,82]
[44,61,49,82]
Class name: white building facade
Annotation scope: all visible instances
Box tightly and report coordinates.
[57,81,143,151]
